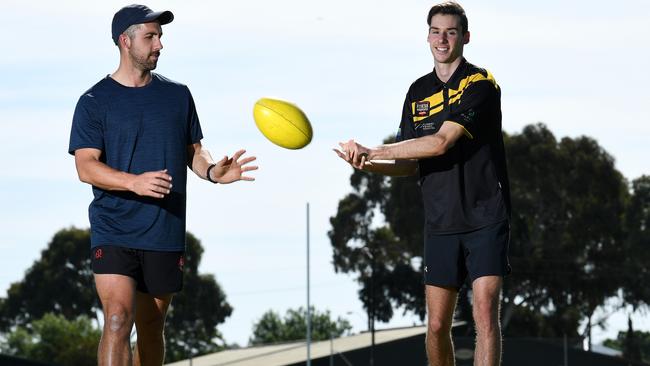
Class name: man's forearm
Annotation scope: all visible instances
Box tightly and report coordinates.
[76,153,172,198]
[76,158,135,191]
[369,134,448,161]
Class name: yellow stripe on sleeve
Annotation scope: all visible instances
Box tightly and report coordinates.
[444,121,474,139]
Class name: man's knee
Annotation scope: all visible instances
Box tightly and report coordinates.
[427,317,453,337]
[136,313,167,339]
[103,306,134,337]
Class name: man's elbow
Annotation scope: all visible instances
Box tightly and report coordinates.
[75,159,95,185]
[77,169,93,184]
[428,136,454,157]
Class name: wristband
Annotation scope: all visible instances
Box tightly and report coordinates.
[206,164,218,184]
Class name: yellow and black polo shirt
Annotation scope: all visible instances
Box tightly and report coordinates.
[396,58,511,234]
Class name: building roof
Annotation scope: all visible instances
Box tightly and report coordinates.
[167,324,646,366]
[166,325,429,366]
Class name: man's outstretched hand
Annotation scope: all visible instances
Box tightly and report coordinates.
[334,139,370,170]
[209,149,258,184]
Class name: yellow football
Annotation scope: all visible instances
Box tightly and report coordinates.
[253,98,313,150]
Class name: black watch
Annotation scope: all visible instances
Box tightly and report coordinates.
[206,164,218,184]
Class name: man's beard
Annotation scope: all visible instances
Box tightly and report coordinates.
[130,51,159,71]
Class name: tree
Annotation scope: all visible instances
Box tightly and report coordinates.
[0,228,233,363]
[0,313,100,366]
[329,123,633,339]
[0,228,97,331]
[249,307,352,345]
[503,123,629,343]
[622,176,650,309]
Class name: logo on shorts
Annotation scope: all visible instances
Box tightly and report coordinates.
[178,256,185,271]
[415,101,430,117]
[94,248,103,260]
[424,266,428,273]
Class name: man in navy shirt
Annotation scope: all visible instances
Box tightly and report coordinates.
[335,2,510,365]
[69,5,257,365]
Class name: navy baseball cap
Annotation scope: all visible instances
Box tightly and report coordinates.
[111,4,174,45]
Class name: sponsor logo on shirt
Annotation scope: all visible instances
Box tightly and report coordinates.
[415,101,430,117]
[460,109,476,124]
[416,122,436,132]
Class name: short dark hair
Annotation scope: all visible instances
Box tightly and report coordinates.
[427,2,468,34]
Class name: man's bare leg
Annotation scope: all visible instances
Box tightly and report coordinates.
[95,274,137,366]
[133,292,173,366]
[472,276,502,366]
[425,285,458,366]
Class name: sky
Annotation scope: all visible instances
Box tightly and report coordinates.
[1,0,649,350]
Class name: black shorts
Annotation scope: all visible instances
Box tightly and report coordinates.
[424,220,511,289]
[91,245,185,294]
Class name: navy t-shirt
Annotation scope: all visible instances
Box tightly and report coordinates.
[68,73,203,251]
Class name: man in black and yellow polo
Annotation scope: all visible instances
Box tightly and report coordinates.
[335,2,510,365]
